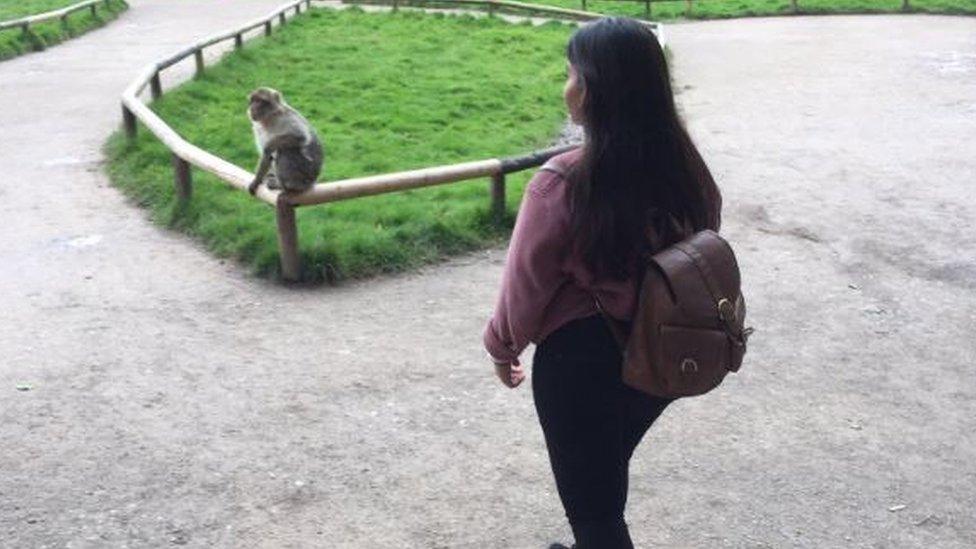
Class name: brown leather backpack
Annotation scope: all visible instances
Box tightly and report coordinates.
[603,230,753,398]
[539,158,751,398]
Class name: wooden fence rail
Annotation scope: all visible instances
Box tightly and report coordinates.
[120,0,663,281]
[0,0,115,34]
[570,0,916,18]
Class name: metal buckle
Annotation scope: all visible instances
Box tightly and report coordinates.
[717,297,736,324]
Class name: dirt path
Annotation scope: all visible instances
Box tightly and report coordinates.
[1,5,974,547]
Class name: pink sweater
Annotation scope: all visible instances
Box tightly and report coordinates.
[483,148,639,365]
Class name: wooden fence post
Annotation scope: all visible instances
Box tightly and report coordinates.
[122,105,137,138]
[60,14,69,30]
[90,3,97,16]
[264,21,272,35]
[276,200,301,281]
[171,154,192,201]
[194,49,204,76]
[645,0,651,18]
[149,73,162,100]
[902,0,910,10]
[234,33,243,48]
[791,0,798,13]
[279,12,286,25]
[491,172,505,224]
[581,0,587,11]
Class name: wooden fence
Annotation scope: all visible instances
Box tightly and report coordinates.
[120,0,663,281]
[571,0,915,19]
[0,0,116,34]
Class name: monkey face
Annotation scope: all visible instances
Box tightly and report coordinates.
[248,87,282,122]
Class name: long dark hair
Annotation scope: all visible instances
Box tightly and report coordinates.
[566,17,722,280]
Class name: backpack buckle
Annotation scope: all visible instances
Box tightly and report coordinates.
[718,297,753,347]
[717,298,736,323]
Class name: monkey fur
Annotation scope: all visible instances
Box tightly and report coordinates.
[247,87,324,196]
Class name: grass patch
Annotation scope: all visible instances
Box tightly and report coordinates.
[0,0,91,19]
[422,0,976,19]
[0,0,128,60]
[106,8,574,282]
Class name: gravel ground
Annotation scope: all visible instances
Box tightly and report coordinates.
[0,4,974,548]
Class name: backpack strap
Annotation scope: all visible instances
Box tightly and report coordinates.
[594,296,629,350]
[538,158,567,178]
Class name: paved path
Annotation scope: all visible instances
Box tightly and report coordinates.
[1,5,975,547]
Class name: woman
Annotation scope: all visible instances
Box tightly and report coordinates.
[482,17,722,549]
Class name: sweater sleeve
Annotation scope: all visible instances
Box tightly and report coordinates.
[483,169,571,364]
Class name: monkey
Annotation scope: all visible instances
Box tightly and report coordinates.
[246,87,324,196]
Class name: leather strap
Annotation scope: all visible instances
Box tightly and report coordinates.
[594,296,629,350]
[540,167,564,175]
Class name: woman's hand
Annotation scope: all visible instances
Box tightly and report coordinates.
[494,360,525,389]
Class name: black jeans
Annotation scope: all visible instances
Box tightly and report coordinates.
[533,315,673,549]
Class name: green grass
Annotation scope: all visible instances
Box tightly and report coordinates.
[0,0,86,19]
[0,0,128,60]
[394,0,976,19]
[105,8,573,282]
